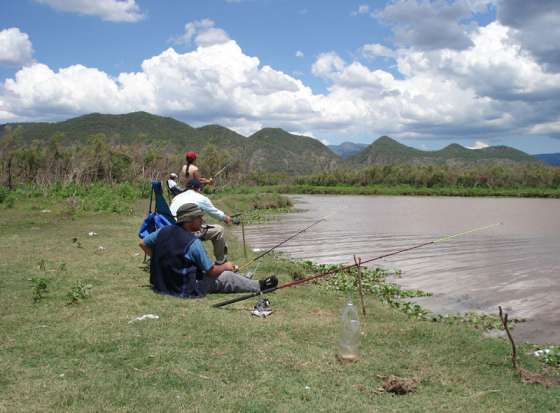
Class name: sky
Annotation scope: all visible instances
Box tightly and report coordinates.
[1,0,560,154]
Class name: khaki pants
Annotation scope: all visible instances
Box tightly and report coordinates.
[195,224,227,264]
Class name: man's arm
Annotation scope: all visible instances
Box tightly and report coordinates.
[138,229,160,257]
[187,239,235,278]
[199,195,229,222]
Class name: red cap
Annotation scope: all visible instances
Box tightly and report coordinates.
[185,151,198,160]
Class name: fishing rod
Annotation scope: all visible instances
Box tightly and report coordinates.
[212,222,502,308]
[236,216,328,272]
[213,161,234,180]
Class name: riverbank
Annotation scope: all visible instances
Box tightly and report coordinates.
[0,193,558,412]
[217,183,560,198]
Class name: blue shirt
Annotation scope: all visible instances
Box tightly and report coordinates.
[143,227,214,272]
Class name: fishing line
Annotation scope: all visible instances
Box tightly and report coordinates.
[213,222,502,308]
[237,207,344,272]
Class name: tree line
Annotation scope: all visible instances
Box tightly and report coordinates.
[0,127,238,189]
[1,127,559,191]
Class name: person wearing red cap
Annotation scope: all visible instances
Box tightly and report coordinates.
[181,151,214,187]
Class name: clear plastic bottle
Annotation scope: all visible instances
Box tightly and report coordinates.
[338,296,360,362]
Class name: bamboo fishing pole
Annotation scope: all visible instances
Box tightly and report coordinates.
[212,222,502,308]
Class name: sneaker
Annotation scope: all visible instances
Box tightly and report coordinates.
[259,274,278,291]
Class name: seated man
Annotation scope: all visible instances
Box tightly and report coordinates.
[170,179,234,264]
[166,173,184,197]
[139,203,277,298]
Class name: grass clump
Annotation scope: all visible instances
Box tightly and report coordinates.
[66,281,93,305]
[31,277,49,303]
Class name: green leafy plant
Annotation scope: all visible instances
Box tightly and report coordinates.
[31,277,49,303]
[534,346,560,367]
[66,281,92,305]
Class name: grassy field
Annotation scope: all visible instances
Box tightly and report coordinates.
[1,193,559,412]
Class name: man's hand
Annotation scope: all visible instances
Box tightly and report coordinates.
[224,215,232,225]
[207,261,236,278]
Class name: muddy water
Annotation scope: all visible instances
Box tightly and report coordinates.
[239,195,560,344]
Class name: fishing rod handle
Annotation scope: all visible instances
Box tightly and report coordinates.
[212,287,278,308]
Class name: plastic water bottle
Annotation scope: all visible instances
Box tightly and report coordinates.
[338,296,360,362]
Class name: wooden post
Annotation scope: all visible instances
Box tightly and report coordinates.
[241,218,247,259]
[354,255,366,318]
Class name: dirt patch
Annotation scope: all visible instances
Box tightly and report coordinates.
[377,375,419,395]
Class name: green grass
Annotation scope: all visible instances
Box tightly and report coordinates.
[217,184,560,198]
[0,194,559,412]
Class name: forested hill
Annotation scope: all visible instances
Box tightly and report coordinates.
[243,128,339,174]
[0,112,246,150]
[1,112,540,173]
[348,136,538,165]
[0,112,340,175]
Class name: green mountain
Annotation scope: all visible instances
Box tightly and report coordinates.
[0,112,238,150]
[348,136,538,165]
[243,128,339,174]
[0,112,338,174]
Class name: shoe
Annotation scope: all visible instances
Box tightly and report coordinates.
[259,274,278,291]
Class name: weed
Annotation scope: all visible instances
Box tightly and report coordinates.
[66,281,92,305]
[534,346,560,367]
[31,277,49,303]
[0,185,8,203]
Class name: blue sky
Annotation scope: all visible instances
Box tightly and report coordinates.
[1,0,560,154]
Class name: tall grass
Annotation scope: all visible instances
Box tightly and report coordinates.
[0,182,151,214]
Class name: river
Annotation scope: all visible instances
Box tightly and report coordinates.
[238,194,560,345]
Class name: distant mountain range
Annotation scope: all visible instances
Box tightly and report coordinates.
[534,153,560,166]
[347,136,538,165]
[328,142,368,158]
[1,111,546,174]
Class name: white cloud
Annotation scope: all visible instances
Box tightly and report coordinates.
[529,121,560,136]
[352,5,370,16]
[467,140,490,149]
[311,52,346,81]
[0,40,316,132]
[35,0,144,22]
[0,28,34,66]
[174,19,230,48]
[295,50,304,58]
[362,43,397,59]
[1,20,560,145]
